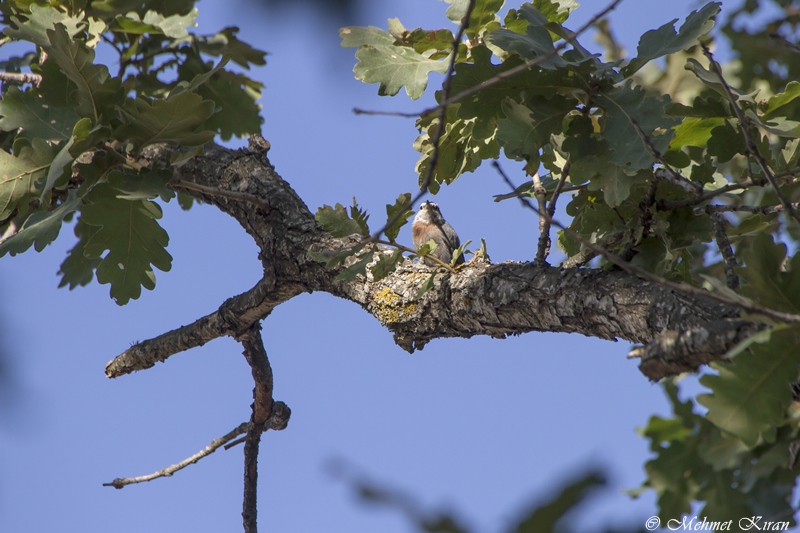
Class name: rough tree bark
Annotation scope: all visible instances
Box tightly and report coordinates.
[104,141,758,384]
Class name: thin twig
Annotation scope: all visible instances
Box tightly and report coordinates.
[657,175,800,210]
[171,180,273,212]
[538,162,571,263]
[494,166,800,324]
[353,108,418,117]
[710,213,739,290]
[103,422,251,489]
[0,71,42,86]
[769,32,800,54]
[492,161,538,211]
[701,43,800,228]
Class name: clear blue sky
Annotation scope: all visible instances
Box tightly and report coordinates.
[0,1,732,531]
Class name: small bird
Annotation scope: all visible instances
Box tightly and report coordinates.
[412,201,464,266]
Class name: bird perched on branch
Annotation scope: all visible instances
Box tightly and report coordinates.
[412,201,464,266]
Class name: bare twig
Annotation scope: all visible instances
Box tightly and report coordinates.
[353,108,418,118]
[657,175,800,210]
[492,161,538,212]
[769,32,800,54]
[701,43,800,227]
[103,422,251,489]
[710,213,739,290]
[0,71,42,86]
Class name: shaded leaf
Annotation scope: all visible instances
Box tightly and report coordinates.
[0,85,80,141]
[0,189,79,256]
[113,90,216,148]
[316,203,364,237]
[0,138,53,219]
[698,327,800,447]
[45,25,124,121]
[385,193,412,243]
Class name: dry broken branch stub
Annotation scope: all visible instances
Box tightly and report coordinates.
[102,143,772,383]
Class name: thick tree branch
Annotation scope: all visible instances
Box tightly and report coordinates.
[105,143,785,387]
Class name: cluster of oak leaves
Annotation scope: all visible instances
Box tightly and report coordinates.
[1,0,800,526]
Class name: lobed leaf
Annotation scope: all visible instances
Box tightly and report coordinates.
[316,203,365,237]
[623,2,721,77]
[0,138,53,219]
[340,24,449,100]
[81,184,172,305]
[384,193,412,243]
[0,190,80,256]
[698,327,800,447]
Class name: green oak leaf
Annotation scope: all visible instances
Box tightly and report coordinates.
[88,0,195,17]
[487,4,570,69]
[443,0,504,39]
[512,472,605,532]
[347,199,370,237]
[763,81,800,119]
[496,96,572,160]
[316,203,365,237]
[370,249,404,281]
[623,2,721,77]
[446,45,584,140]
[416,271,437,298]
[707,122,746,164]
[532,0,579,24]
[570,152,647,208]
[3,4,84,47]
[385,193,413,243]
[81,184,172,305]
[113,9,198,38]
[0,189,80,256]
[58,219,102,289]
[0,138,53,219]
[0,85,80,141]
[113,90,216,148]
[197,27,268,69]
[669,117,724,150]
[42,137,74,195]
[178,56,264,141]
[394,26,454,59]
[108,168,175,202]
[698,327,800,447]
[340,24,449,100]
[737,233,800,313]
[594,81,679,171]
[45,25,124,122]
[335,252,373,282]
